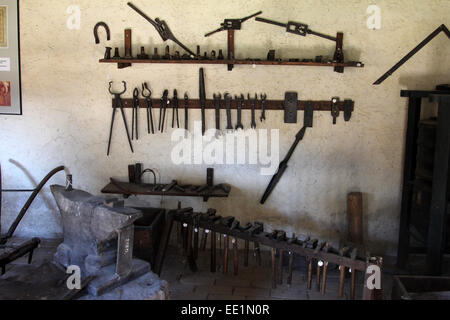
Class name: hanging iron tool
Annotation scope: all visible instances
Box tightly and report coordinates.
[199,68,207,136]
[159,90,169,133]
[205,11,263,37]
[107,81,134,156]
[235,95,244,130]
[142,83,155,134]
[127,2,196,58]
[132,88,140,140]
[255,16,337,42]
[172,90,180,129]
[260,94,267,122]
[249,93,257,129]
[205,11,262,70]
[225,93,233,131]
[213,93,222,131]
[184,93,189,133]
[260,99,314,204]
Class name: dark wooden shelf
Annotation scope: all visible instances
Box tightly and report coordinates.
[99,58,364,70]
[101,181,231,199]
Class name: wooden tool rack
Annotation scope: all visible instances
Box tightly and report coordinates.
[99,29,364,72]
[101,181,231,201]
[112,97,355,123]
[154,208,380,300]
[397,86,450,275]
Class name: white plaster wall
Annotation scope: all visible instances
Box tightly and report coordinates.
[0,0,449,255]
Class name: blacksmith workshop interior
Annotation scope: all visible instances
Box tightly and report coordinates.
[0,0,449,302]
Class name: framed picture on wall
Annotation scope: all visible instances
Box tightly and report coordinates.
[0,0,21,115]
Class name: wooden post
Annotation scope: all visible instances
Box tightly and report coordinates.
[271,248,277,289]
[211,231,216,273]
[347,192,364,245]
[227,29,235,71]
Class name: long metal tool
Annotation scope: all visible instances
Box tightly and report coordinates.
[260,101,314,204]
[127,2,196,57]
[205,11,263,37]
[142,83,155,134]
[0,166,65,244]
[184,93,189,133]
[172,90,180,129]
[374,24,450,85]
[225,93,233,131]
[107,81,134,155]
[159,90,169,132]
[255,17,337,42]
[214,93,222,131]
[199,68,207,135]
[235,95,244,130]
[132,88,139,140]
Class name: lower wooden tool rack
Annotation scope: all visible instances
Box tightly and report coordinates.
[155,208,382,300]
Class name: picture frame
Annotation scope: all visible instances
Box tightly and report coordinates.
[0,0,21,115]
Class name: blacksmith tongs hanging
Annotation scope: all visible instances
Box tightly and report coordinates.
[132,88,140,140]
[107,81,134,156]
[127,2,196,58]
[142,83,155,134]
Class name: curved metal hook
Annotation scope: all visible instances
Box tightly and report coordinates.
[109,81,127,95]
[94,22,111,44]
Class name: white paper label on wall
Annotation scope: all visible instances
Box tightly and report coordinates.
[0,57,10,71]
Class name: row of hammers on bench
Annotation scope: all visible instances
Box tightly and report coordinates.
[155,207,378,300]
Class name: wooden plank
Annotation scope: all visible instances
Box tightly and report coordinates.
[426,95,450,275]
[348,192,364,245]
[397,97,422,269]
[100,58,364,68]
[113,98,354,112]
[101,182,230,198]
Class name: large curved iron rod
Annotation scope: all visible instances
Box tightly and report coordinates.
[4,166,66,240]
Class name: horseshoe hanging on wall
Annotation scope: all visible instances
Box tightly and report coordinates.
[93,22,111,44]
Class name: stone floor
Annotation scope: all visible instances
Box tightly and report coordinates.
[160,244,395,301]
[2,238,396,300]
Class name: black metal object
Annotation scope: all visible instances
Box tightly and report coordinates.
[127,2,195,57]
[199,68,207,135]
[172,90,180,129]
[93,22,110,44]
[260,94,267,122]
[249,94,257,129]
[261,102,314,204]
[397,87,450,275]
[159,90,169,133]
[225,93,233,130]
[374,24,450,85]
[0,165,65,249]
[256,17,337,42]
[214,93,222,131]
[107,81,134,156]
[235,95,244,130]
[132,88,140,140]
[142,83,155,134]
[284,92,298,124]
[204,11,262,37]
[184,93,189,132]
